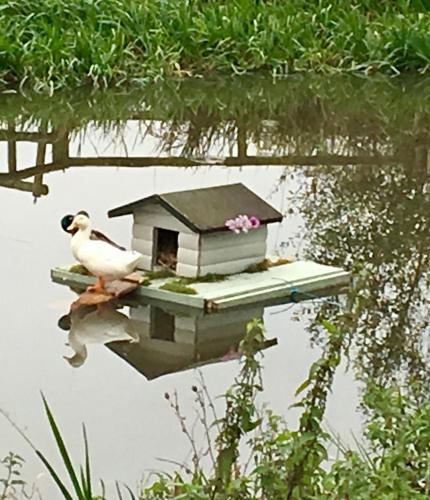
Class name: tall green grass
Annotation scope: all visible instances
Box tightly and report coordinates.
[38,396,94,500]
[38,396,136,499]
[0,396,135,499]
[2,0,430,91]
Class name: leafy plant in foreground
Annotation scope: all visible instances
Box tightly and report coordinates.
[141,318,340,499]
[0,397,135,500]
[39,396,137,500]
[0,453,26,499]
[37,396,95,500]
[141,312,430,499]
[322,383,430,499]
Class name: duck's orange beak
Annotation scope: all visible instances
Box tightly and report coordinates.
[67,221,78,232]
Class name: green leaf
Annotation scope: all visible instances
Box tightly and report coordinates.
[41,394,85,500]
[123,483,137,500]
[100,479,106,499]
[321,319,338,335]
[80,466,87,497]
[242,416,262,432]
[35,450,74,500]
[116,481,124,500]
[216,447,236,484]
[295,378,311,396]
[82,424,92,499]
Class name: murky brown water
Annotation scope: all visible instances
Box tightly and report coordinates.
[0,76,428,497]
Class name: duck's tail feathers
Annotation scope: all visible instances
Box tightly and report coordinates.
[126,251,143,270]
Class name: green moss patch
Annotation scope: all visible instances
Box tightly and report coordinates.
[180,273,227,285]
[69,264,91,276]
[144,269,175,280]
[244,258,292,273]
[159,280,198,295]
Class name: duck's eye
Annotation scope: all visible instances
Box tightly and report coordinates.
[61,215,74,232]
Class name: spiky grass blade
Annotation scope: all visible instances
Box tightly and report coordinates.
[35,450,74,500]
[123,483,137,500]
[115,481,124,500]
[100,479,106,498]
[41,395,85,500]
[82,425,92,499]
[80,466,87,497]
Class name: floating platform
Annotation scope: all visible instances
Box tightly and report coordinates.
[51,261,351,312]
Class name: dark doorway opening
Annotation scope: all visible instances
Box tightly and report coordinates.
[150,307,175,341]
[154,228,179,271]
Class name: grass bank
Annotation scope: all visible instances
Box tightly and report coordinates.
[2,0,430,91]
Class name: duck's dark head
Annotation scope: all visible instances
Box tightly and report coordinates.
[61,211,90,234]
[61,214,75,234]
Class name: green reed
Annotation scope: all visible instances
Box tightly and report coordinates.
[2,0,430,91]
[39,396,136,499]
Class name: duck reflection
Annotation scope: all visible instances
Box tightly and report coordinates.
[58,300,277,378]
[58,303,138,367]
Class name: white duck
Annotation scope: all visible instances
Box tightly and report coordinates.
[68,213,142,294]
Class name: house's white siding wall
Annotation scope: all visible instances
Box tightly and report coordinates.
[199,256,264,275]
[200,227,265,250]
[134,203,194,233]
[199,226,267,275]
[179,233,200,250]
[199,241,266,266]
[176,232,200,277]
[131,220,153,270]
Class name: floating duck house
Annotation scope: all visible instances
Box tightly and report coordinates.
[108,183,283,278]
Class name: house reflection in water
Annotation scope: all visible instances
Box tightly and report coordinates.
[58,297,276,379]
[107,302,277,380]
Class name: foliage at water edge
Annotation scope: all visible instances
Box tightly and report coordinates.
[2,1,430,91]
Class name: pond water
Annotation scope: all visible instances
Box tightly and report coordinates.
[0,76,429,497]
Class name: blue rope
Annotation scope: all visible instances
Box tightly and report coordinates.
[269,277,344,310]
[289,287,300,303]
[290,288,343,308]
[270,289,343,316]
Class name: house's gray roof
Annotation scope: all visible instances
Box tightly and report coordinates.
[108,183,283,233]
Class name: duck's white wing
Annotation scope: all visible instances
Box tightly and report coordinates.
[90,229,125,251]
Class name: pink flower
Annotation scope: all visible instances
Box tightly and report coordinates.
[237,214,252,233]
[249,216,260,229]
[225,218,241,234]
[225,214,261,234]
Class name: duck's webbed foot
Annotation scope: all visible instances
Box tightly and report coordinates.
[86,277,110,295]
